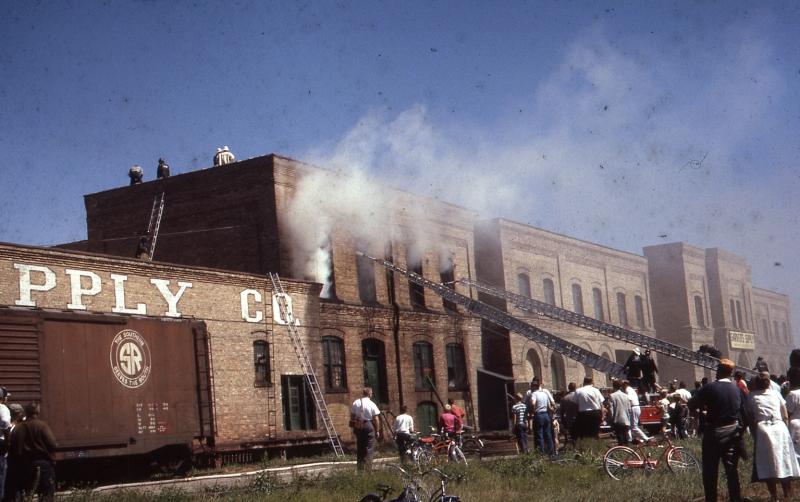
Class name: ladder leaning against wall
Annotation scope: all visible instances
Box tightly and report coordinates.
[268,273,345,458]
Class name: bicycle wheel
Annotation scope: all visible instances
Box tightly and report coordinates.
[460,438,483,457]
[448,444,467,465]
[666,447,700,474]
[414,445,434,467]
[603,446,643,480]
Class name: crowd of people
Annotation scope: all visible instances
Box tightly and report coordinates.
[506,349,800,502]
[0,388,57,502]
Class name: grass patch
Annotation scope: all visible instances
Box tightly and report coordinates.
[61,437,787,501]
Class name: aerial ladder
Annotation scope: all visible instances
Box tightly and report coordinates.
[269,273,345,458]
[356,253,626,379]
[457,277,756,378]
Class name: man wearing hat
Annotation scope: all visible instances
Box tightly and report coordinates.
[688,359,748,502]
[623,348,644,393]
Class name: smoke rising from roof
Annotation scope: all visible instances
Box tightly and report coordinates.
[287,24,798,341]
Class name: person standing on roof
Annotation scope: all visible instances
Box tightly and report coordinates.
[156,158,170,179]
[128,165,143,185]
[214,146,235,166]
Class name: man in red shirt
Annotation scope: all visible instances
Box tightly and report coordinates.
[447,399,466,425]
[438,404,462,436]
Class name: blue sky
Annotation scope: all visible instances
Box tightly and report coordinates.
[1,1,799,339]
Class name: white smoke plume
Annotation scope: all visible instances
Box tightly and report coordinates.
[287,23,799,340]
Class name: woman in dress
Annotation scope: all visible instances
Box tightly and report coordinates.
[748,371,800,501]
[785,368,800,460]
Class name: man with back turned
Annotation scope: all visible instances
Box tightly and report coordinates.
[688,359,748,502]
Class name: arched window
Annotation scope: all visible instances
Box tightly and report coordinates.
[616,292,628,327]
[253,340,270,387]
[417,401,438,434]
[543,278,556,305]
[592,288,604,321]
[526,349,542,383]
[571,284,584,315]
[694,296,706,328]
[517,273,531,298]
[413,342,435,390]
[634,295,645,329]
[321,336,347,392]
[550,352,566,391]
[729,299,737,327]
[446,343,468,390]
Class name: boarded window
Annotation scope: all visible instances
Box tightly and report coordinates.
[281,375,316,431]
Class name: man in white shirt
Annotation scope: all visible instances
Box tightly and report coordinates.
[527,378,556,455]
[393,405,415,464]
[571,377,605,439]
[626,380,651,442]
[0,387,10,500]
[351,388,381,471]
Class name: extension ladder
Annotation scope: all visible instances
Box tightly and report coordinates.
[457,278,756,378]
[268,273,344,458]
[145,192,165,260]
[356,253,626,379]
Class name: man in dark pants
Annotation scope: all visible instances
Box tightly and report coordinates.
[510,393,528,454]
[10,403,56,502]
[688,359,748,502]
[350,388,381,471]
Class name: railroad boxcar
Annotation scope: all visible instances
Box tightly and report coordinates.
[0,308,214,471]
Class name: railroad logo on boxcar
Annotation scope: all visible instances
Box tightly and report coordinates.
[110,329,152,388]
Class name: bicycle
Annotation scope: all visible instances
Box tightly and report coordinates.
[454,426,484,458]
[602,436,700,480]
[423,467,463,502]
[359,464,427,502]
[413,430,467,467]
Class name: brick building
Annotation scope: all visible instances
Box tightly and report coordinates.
[0,242,325,450]
[645,243,794,380]
[474,219,658,399]
[2,150,792,446]
[70,154,483,435]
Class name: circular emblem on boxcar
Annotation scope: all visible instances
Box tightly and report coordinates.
[110,329,151,388]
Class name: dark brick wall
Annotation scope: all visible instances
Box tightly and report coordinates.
[84,155,282,275]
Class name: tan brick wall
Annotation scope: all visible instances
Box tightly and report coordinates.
[0,243,324,447]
